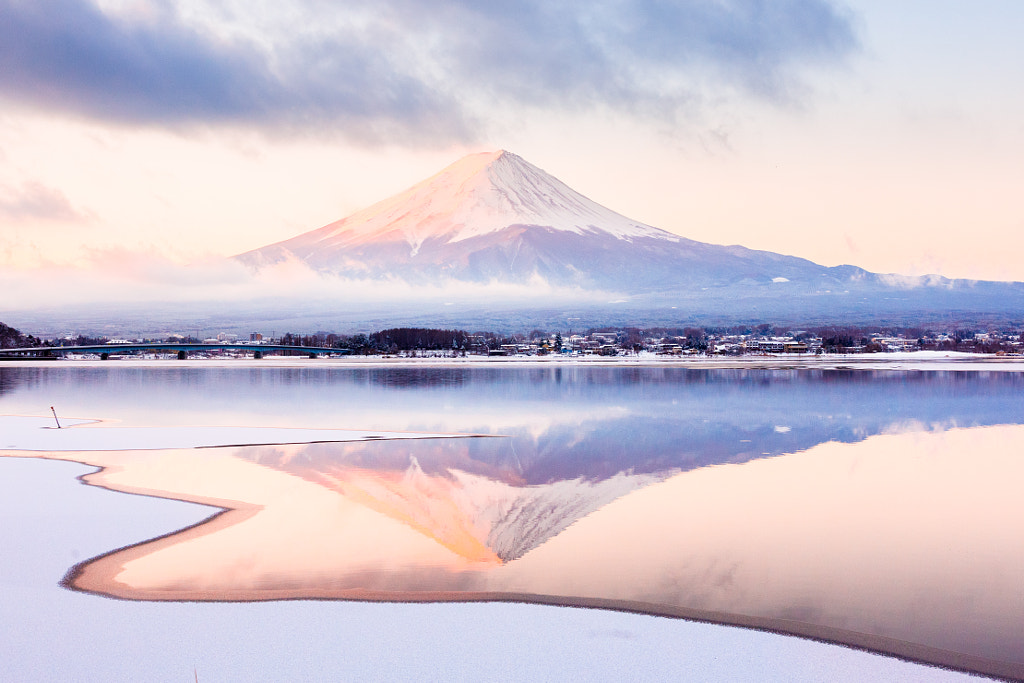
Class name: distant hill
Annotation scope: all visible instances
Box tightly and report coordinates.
[0,321,41,349]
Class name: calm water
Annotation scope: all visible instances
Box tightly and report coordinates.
[3,365,1022,468]
[2,365,1022,679]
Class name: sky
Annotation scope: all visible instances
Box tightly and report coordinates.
[1,0,1022,300]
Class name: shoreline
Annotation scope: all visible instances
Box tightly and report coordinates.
[2,351,1023,371]
[6,425,1021,682]
[58,504,1024,683]
[49,455,1022,682]
[0,416,484,452]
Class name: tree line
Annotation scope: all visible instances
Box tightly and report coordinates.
[276,328,474,354]
[0,322,43,349]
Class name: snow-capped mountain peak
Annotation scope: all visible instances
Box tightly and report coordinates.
[237,149,1021,310]
[245,150,674,263]
[233,150,846,291]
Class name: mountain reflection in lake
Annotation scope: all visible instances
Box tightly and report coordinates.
[3,366,1024,679]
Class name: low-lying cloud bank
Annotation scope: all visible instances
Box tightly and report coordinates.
[0,251,622,312]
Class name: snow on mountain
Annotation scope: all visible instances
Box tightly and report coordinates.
[244,150,671,263]
[236,149,845,292]
[233,150,1024,316]
[468,470,666,562]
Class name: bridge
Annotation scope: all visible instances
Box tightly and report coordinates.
[0,343,350,360]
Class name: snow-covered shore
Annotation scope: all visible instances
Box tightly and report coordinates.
[0,454,963,682]
[3,349,1022,371]
[1,413,1014,680]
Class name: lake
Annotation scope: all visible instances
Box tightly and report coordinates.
[1,363,1021,680]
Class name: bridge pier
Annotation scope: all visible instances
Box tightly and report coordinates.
[100,352,109,360]
[177,350,187,360]
[254,350,262,359]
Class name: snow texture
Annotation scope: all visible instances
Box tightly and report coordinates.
[233,150,1024,316]
[267,151,672,256]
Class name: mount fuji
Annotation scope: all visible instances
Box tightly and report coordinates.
[236,150,1024,323]
[237,150,851,291]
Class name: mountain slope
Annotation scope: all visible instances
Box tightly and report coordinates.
[237,150,865,292]
[235,150,1024,318]
[241,150,667,259]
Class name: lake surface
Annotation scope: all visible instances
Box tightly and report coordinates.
[2,364,1022,680]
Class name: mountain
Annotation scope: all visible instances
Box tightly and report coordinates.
[7,152,1021,338]
[231,149,1024,323]
[237,150,858,291]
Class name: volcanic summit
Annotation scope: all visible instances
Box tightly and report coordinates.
[236,150,1024,319]
[236,150,839,291]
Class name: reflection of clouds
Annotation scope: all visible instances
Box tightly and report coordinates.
[410,405,633,441]
[878,419,968,436]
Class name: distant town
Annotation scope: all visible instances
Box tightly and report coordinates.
[4,321,1023,359]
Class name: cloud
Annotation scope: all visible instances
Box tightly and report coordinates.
[0,0,472,142]
[405,0,857,113]
[0,0,857,142]
[0,247,620,311]
[0,181,86,222]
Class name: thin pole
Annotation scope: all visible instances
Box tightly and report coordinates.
[50,406,61,429]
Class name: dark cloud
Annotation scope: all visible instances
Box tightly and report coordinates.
[0,181,85,222]
[0,0,472,141]
[410,0,858,113]
[0,0,857,142]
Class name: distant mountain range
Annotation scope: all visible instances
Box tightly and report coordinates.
[235,150,1024,323]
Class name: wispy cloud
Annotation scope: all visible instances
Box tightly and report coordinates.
[0,0,858,143]
[0,181,86,222]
